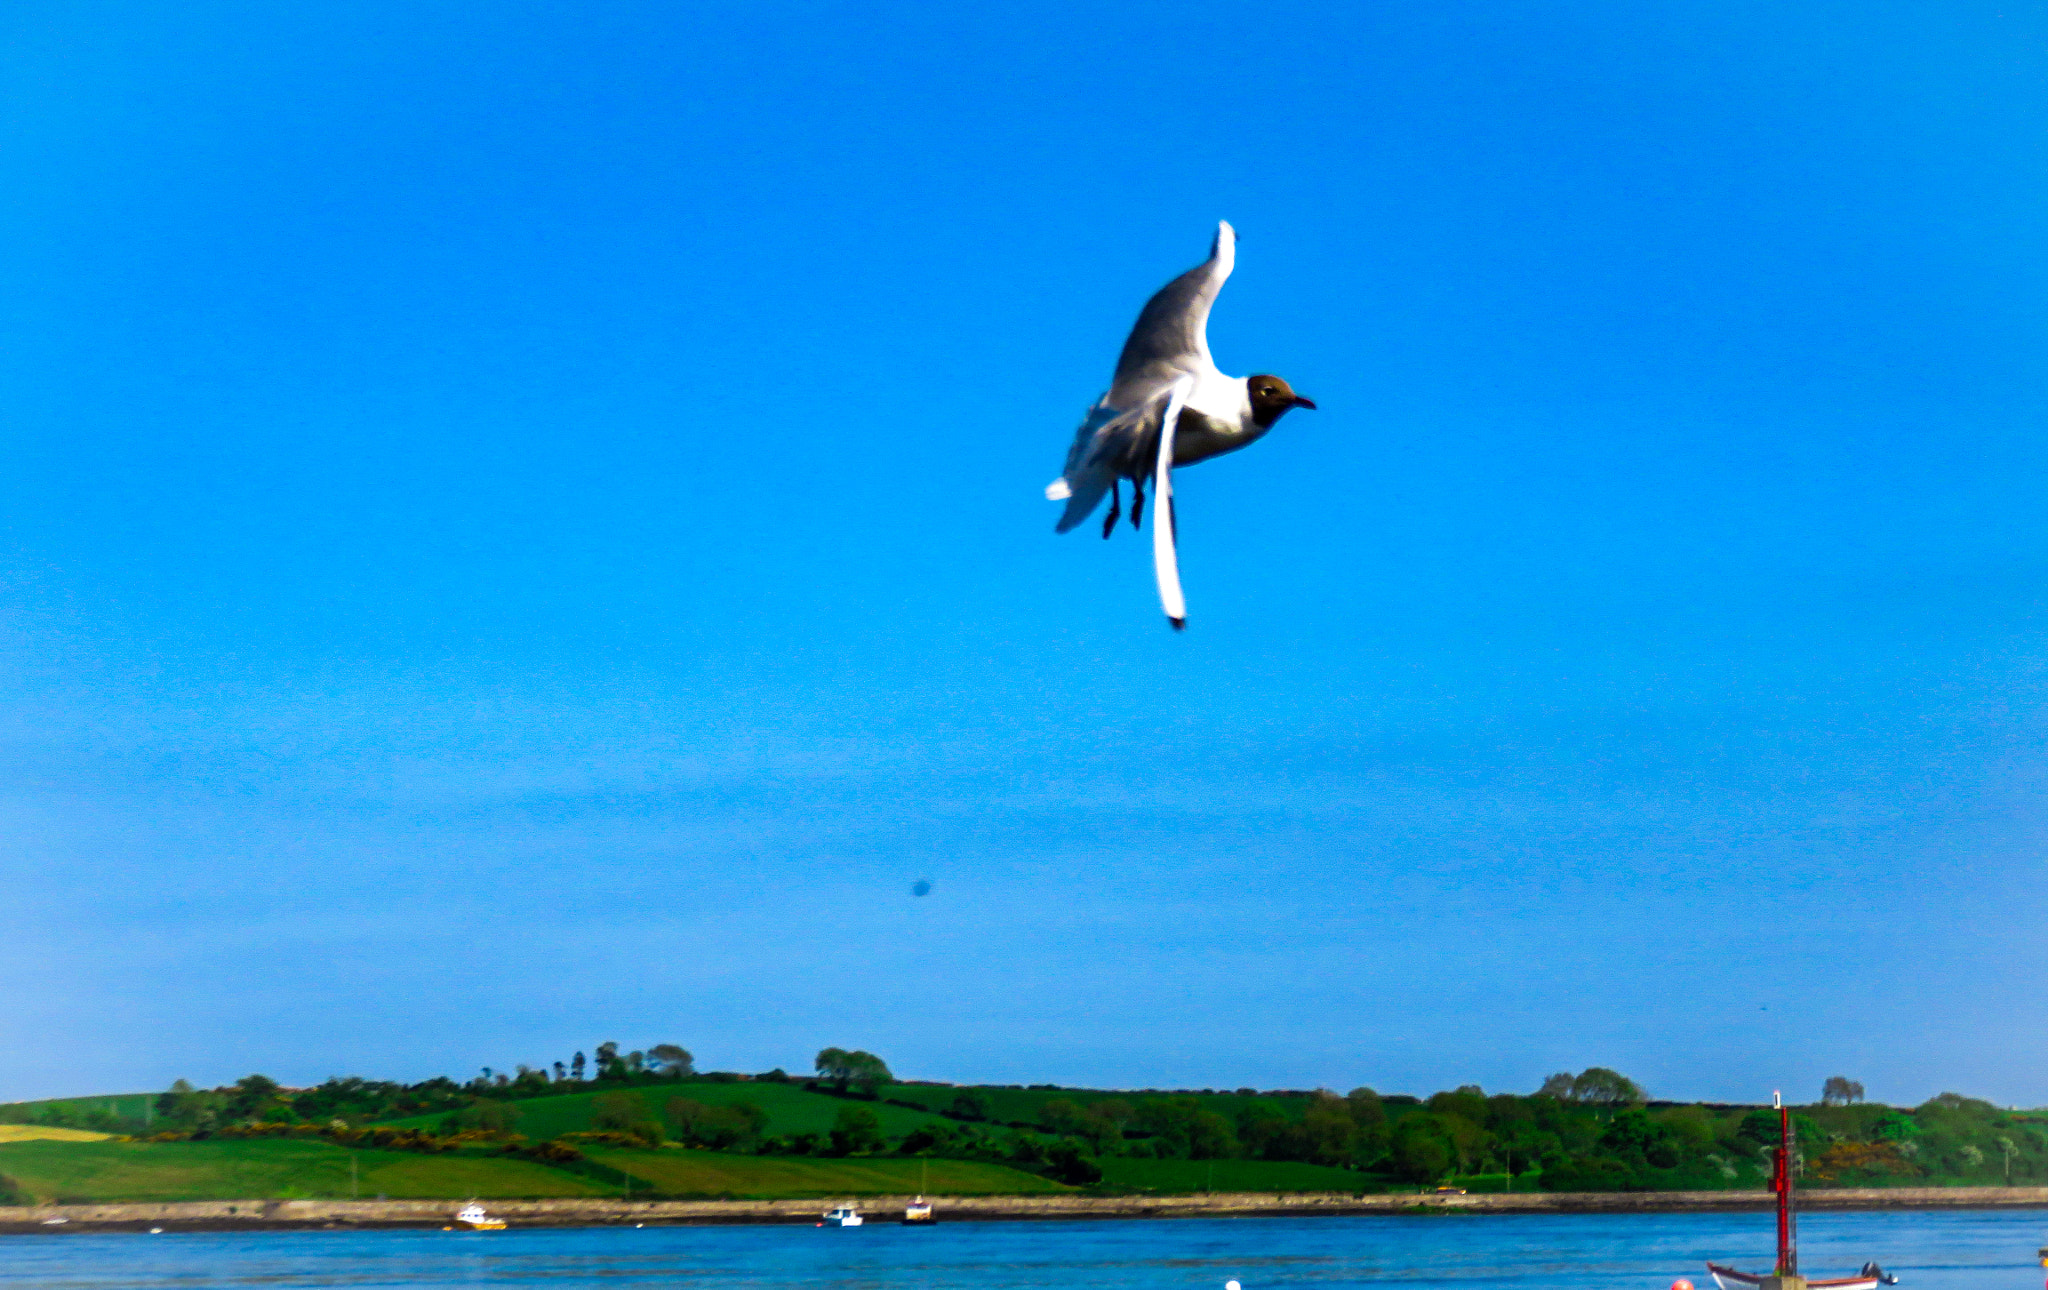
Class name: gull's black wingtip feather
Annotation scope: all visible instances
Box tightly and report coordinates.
[1168,617,1186,632]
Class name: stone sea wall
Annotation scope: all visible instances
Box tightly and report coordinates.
[6,1187,2048,1232]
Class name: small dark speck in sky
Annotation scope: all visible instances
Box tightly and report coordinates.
[912,880,932,897]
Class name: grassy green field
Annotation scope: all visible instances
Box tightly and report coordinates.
[580,1149,1073,1198]
[381,1082,955,1140]
[881,1084,1317,1127]
[1095,1158,1380,1193]
[0,1137,612,1203]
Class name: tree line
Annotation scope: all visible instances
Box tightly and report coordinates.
[12,1055,2046,1192]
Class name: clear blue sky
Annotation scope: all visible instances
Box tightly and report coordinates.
[2,0,2044,1106]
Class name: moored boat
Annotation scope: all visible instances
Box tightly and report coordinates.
[455,1203,506,1231]
[904,1196,934,1225]
[1706,1094,1896,1290]
[821,1204,863,1227]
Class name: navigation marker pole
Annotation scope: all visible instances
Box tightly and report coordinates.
[1761,1091,1804,1290]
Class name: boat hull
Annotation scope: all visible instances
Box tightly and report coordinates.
[1710,1265,1878,1290]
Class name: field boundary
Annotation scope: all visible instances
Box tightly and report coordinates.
[9,1186,2048,1232]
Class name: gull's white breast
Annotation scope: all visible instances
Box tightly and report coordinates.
[1171,371,1260,468]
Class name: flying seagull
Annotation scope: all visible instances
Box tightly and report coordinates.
[1045,221,1314,630]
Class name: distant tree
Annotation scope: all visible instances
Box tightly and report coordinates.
[1043,1139,1103,1185]
[155,1079,195,1119]
[595,1042,621,1077]
[648,1045,694,1078]
[665,1097,767,1150]
[1297,1092,1364,1167]
[1428,1086,1489,1125]
[848,1052,892,1094]
[1346,1089,1391,1167]
[815,1047,850,1085]
[949,1092,991,1121]
[1567,1068,1646,1107]
[223,1075,286,1123]
[1537,1073,1576,1099]
[1346,1088,1386,1126]
[1133,1097,1238,1160]
[815,1048,892,1094]
[829,1104,886,1156]
[1599,1108,1680,1169]
[1390,1113,1454,1182]
[571,1052,586,1081]
[449,1099,523,1134]
[553,1062,567,1081]
[1085,1099,1135,1156]
[2000,1136,2019,1183]
[1820,1076,1866,1106]
[1960,1144,1986,1172]
[592,1091,644,1132]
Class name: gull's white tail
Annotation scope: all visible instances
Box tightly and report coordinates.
[1153,379,1189,630]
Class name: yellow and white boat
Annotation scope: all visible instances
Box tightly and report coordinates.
[455,1203,506,1230]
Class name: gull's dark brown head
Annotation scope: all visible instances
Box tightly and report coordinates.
[1247,375,1316,428]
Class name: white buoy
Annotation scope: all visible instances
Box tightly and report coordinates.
[1227,1281,1242,1290]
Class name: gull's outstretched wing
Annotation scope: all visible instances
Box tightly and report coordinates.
[1109,221,1235,408]
[1044,221,1233,532]
[1152,376,1191,629]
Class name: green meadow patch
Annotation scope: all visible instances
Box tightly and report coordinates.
[380,1082,954,1141]
[0,1137,609,1203]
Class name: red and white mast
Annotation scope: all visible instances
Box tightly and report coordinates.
[1774,1090,1797,1277]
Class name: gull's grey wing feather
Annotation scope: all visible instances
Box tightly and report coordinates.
[1048,394,1166,532]
[1152,376,1190,629]
[1108,221,1235,408]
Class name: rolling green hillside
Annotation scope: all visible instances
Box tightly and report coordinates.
[579,1148,1071,1197]
[380,1082,955,1140]
[0,1137,611,1203]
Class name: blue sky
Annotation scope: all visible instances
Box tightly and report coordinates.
[2,0,2046,1106]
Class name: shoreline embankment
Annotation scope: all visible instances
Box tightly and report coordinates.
[8,1187,2048,1233]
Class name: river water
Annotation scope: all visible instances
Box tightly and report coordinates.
[0,1209,2040,1290]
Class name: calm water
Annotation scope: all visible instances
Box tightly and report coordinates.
[0,1209,2042,1290]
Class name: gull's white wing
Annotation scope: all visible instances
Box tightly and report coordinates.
[1152,376,1191,630]
[1108,221,1235,409]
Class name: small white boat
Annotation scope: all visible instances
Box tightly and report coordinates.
[455,1203,506,1231]
[821,1205,863,1227]
[904,1196,934,1225]
[1708,1263,1895,1290]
